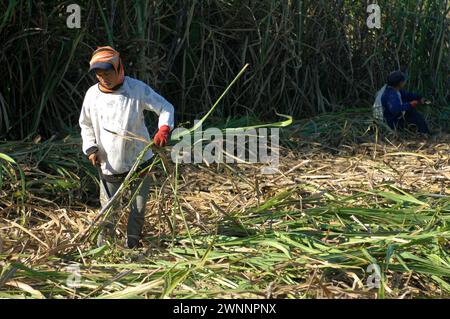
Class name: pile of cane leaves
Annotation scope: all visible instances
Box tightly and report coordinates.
[0,182,449,299]
[1,107,449,298]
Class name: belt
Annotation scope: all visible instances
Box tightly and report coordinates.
[100,158,154,183]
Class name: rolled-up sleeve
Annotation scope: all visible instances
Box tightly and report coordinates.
[141,85,175,130]
[79,97,98,155]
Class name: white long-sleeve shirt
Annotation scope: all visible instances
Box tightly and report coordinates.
[79,76,175,175]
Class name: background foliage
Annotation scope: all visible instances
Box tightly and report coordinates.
[0,0,449,139]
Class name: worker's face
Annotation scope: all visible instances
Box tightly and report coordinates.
[95,68,117,89]
[398,81,406,89]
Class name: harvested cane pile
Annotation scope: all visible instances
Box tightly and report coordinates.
[1,0,448,140]
[0,109,449,299]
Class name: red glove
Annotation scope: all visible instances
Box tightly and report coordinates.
[153,125,170,147]
[410,100,419,108]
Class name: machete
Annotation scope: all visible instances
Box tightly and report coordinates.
[97,165,112,199]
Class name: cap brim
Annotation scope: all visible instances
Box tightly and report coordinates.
[89,62,114,71]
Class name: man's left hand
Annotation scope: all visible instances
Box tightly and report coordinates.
[153,125,171,147]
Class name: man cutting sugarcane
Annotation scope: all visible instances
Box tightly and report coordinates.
[79,46,175,248]
[374,71,431,134]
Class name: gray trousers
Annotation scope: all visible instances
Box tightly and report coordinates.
[99,174,152,241]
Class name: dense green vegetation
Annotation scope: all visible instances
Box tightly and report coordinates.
[0,0,448,139]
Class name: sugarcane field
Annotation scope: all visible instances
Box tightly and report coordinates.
[0,0,449,304]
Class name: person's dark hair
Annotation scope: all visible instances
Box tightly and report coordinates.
[387,71,406,87]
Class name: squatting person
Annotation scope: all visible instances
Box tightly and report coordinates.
[380,71,430,134]
[79,46,175,248]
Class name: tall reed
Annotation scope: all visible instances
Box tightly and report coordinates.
[0,0,448,140]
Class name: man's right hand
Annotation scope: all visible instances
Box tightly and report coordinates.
[410,100,419,108]
[88,153,98,166]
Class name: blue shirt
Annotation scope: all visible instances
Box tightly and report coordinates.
[381,86,421,126]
